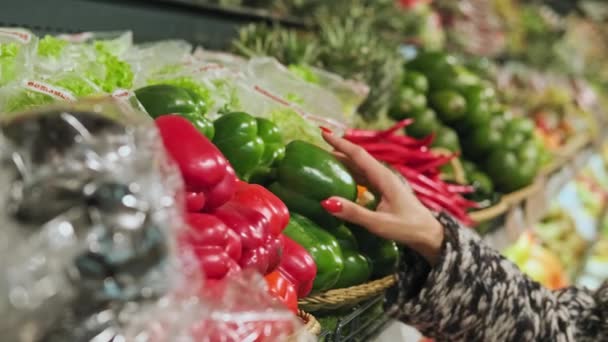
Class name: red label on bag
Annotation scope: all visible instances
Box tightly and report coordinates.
[111,89,132,99]
[58,32,93,43]
[199,64,224,72]
[23,80,76,101]
[0,28,31,43]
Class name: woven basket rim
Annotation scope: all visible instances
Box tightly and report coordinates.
[298,275,396,311]
[298,310,321,336]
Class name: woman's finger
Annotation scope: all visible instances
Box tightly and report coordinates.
[331,151,373,188]
[322,132,400,200]
[321,196,379,230]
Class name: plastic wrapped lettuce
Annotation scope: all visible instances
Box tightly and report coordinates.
[0,71,103,113]
[1,34,134,113]
[0,27,37,87]
[126,39,193,88]
[288,63,370,120]
[243,58,353,126]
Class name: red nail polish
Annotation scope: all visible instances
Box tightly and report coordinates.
[320,126,333,134]
[321,198,342,213]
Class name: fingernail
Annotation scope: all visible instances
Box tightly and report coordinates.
[320,126,333,134]
[321,198,342,213]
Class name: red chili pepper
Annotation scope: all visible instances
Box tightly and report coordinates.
[278,235,317,298]
[264,270,298,314]
[156,115,237,211]
[232,181,290,236]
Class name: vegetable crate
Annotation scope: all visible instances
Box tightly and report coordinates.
[318,295,391,342]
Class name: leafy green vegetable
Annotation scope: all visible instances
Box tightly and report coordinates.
[288,64,320,84]
[90,42,134,92]
[5,75,99,113]
[37,35,67,58]
[269,108,328,148]
[0,42,20,86]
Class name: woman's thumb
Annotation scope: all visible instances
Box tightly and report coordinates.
[321,196,376,228]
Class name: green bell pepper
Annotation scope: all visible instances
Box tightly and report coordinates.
[269,140,357,229]
[327,225,372,289]
[349,225,400,278]
[212,112,285,181]
[135,84,213,139]
[284,213,344,292]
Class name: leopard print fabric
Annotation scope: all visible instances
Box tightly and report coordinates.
[385,213,608,341]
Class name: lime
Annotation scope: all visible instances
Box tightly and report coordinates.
[469,170,494,195]
[506,116,535,138]
[430,90,467,123]
[432,125,461,152]
[463,124,502,160]
[402,71,429,94]
[406,108,440,138]
[388,87,427,120]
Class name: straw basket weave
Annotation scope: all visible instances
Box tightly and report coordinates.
[298,275,396,312]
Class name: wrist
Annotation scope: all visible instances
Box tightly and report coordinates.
[407,209,445,266]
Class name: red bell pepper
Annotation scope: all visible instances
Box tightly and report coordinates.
[213,201,283,275]
[278,235,317,298]
[264,271,298,314]
[156,115,237,211]
[182,213,243,279]
[232,181,290,236]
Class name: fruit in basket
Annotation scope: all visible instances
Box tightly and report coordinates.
[486,144,539,192]
[136,84,207,117]
[265,270,299,314]
[350,226,400,278]
[431,125,461,153]
[402,70,429,94]
[137,84,214,138]
[213,112,285,181]
[278,235,317,298]
[268,140,357,229]
[462,115,505,160]
[430,90,467,123]
[284,213,345,292]
[406,108,441,138]
[327,225,372,288]
[389,87,427,120]
[155,115,237,210]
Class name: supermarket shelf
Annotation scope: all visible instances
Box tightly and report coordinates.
[0,0,305,49]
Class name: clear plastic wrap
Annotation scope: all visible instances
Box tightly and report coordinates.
[0,27,38,87]
[0,99,306,341]
[243,58,352,126]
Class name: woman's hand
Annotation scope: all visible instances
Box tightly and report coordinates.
[320,129,445,265]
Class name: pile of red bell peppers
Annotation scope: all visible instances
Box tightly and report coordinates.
[155,115,316,314]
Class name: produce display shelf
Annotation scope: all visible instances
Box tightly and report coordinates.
[0,0,304,49]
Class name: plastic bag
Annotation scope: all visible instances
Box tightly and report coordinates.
[0,27,38,87]
[0,98,183,341]
[243,57,352,126]
[288,63,369,120]
[0,98,307,341]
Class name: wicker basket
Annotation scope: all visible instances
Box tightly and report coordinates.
[298,275,396,312]
[298,310,321,336]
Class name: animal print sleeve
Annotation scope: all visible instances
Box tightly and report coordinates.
[385,213,608,341]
